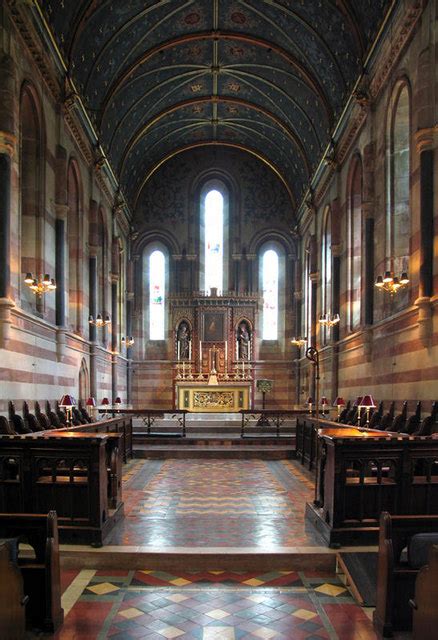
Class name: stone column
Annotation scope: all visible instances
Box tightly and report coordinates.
[111,277,118,400]
[331,244,342,397]
[0,54,17,347]
[414,130,434,346]
[247,254,256,293]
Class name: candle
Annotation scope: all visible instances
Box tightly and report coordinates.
[177,341,180,361]
[236,339,239,360]
[225,341,228,373]
[189,340,192,361]
[199,340,202,370]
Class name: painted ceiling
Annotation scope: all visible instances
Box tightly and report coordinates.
[41,0,392,213]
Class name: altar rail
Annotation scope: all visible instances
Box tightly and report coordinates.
[0,428,124,545]
[305,426,438,545]
[240,409,305,437]
[99,408,187,437]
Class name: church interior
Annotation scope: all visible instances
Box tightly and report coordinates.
[0,0,437,638]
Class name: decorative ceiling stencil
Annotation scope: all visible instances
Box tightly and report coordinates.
[42,0,392,214]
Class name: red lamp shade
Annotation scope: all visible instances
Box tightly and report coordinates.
[86,397,96,407]
[115,397,122,404]
[353,396,363,407]
[307,396,313,404]
[101,397,110,405]
[361,394,376,408]
[334,396,345,407]
[321,396,329,405]
[59,394,75,407]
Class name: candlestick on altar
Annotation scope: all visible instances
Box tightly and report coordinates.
[224,341,228,373]
[199,340,202,371]
[236,339,239,360]
[188,340,192,361]
[177,341,180,361]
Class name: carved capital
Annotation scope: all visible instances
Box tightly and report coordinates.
[55,203,69,220]
[331,243,343,258]
[414,127,435,153]
[0,131,16,157]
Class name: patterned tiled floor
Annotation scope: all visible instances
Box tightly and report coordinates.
[105,459,319,547]
[54,569,378,639]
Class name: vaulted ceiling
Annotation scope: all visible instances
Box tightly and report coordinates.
[42,0,392,212]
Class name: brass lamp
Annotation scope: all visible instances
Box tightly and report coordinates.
[59,393,75,427]
[86,396,96,421]
[307,396,313,414]
[361,394,376,427]
[354,395,363,426]
[321,396,329,416]
[334,396,345,419]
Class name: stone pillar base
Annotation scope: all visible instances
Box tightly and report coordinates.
[0,297,15,348]
[415,297,432,348]
[56,328,67,361]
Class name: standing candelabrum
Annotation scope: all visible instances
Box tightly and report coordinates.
[305,346,320,425]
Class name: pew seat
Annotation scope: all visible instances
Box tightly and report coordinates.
[0,540,26,639]
[373,512,438,638]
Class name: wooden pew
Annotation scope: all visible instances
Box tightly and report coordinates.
[411,545,438,639]
[305,426,438,546]
[0,432,124,545]
[0,511,63,633]
[0,541,26,639]
[373,512,438,638]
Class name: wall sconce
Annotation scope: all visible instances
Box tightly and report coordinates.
[24,273,56,295]
[121,336,134,347]
[89,313,111,327]
[59,393,75,427]
[319,313,340,329]
[291,336,307,347]
[375,271,409,295]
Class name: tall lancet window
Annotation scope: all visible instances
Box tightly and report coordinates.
[149,250,165,339]
[204,189,223,293]
[262,249,279,340]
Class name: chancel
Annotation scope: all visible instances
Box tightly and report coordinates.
[0,1,438,638]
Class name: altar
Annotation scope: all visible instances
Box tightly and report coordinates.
[176,382,251,412]
[171,289,258,412]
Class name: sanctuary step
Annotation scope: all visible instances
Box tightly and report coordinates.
[133,438,296,459]
[132,412,296,457]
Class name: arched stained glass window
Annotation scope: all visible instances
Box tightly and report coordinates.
[348,156,362,331]
[149,250,165,339]
[322,209,332,345]
[386,82,410,275]
[204,189,223,293]
[262,249,279,340]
